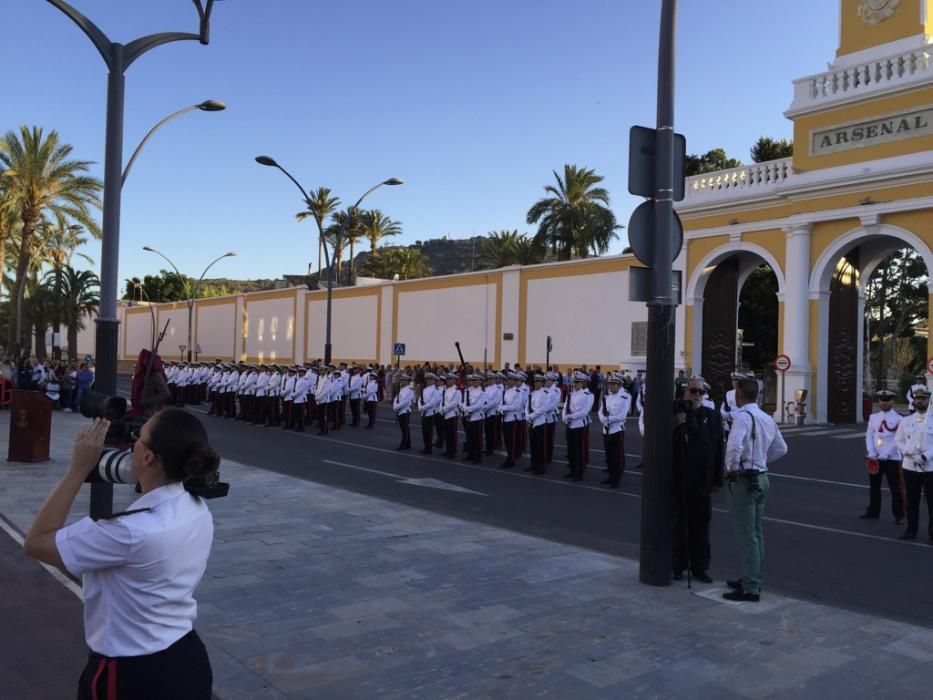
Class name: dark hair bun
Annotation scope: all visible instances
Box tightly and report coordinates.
[182,446,221,479]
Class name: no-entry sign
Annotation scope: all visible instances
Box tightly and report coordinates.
[775,354,792,373]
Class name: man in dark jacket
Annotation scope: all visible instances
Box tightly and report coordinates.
[672,376,725,583]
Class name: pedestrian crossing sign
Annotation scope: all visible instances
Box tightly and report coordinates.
[394,343,406,356]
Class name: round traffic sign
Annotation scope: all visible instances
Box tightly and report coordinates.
[775,354,792,373]
[927,356,933,375]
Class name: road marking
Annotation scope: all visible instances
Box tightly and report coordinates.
[321,459,488,496]
[0,513,84,601]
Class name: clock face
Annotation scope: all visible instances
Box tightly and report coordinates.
[859,0,901,24]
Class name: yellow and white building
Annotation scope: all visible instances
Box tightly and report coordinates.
[104,0,931,425]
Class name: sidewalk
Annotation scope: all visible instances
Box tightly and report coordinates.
[2,410,933,698]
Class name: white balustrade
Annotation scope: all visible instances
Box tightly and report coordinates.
[790,46,931,114]
[682,158,793,204]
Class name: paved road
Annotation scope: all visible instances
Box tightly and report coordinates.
[114,377,933,627]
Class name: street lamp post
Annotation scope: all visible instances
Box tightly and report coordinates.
[46,0,224,518]
[126,277,157,349]
[255,156,402,365]
[142,247,236,362]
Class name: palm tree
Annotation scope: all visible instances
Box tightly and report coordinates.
[480,230,520,268]
[364,247,432,281]
[359,209,402,253]
[57,265,100,360]
[513,235,547,265]
[329,207,365,282]
[526,164,619,261]
[0,126,102,353]
[0,180,20,302]
[36,221,90,359]
[295,186,341,278]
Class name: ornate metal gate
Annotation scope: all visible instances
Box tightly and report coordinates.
[701,258,738,407]
[827,251,860,424]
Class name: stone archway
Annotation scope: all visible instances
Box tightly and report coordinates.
[687,242,785,406]
[809,223,933,423]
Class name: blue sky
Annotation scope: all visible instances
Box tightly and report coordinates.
[4,0,838,282]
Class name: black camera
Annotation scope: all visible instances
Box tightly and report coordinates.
[673,398,693,413]
[79,391,229,499]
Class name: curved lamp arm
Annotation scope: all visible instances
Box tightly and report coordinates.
[142,246,185,293]
[47,0,219,72]
[123,105,198,186]
[193,252,236,298]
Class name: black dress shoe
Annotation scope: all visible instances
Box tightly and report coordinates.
[894,518,904,525]
[562,472,574,479]
[499,463,513,469]
[722,590,759,602]
[600,478,612,485]
[691,570,713,584]
[859,512,879,520]
[900,531,917,540]
[524,466,535,472]
[572,476,583,482]
[672,571,684,581]
[726,578,743,590]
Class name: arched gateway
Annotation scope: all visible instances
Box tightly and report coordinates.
[677,0,933,424]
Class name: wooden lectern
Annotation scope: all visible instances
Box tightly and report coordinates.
[8,390,52,463]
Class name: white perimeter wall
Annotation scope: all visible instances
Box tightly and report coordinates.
[244,294,297,363]
[195,301,237,359]
[524,270,647,368]
[154,306,190,361]
[395,282,497,365]
[124,308,155,359]
[306,292,379,362]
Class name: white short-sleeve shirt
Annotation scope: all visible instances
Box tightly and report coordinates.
[56,482,214,657]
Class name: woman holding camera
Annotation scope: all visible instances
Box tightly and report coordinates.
[24,408,219,699]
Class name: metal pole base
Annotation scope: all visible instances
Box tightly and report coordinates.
[89,316,120,519]
[639,301,675,586]
[324,343,332,366]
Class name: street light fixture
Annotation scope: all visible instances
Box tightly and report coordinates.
[142,247,236,362]
[122,99,227,186]
[46,0,224,519]
[255,156,403,364]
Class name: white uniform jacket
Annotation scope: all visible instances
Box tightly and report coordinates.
[598,389,631,436]
[462,386,486,422]
[292,375,310,405]
[501,386,523,423]
[893,411,933,473]
[526,388,551,428]
[440,385,462,419]
[418,385,441,416]
[364,378,379,402]
[482,385,502,418]
[394,385,414,415]
[865,410,902,461]
[349,374,363,400]
[563,388,594,429]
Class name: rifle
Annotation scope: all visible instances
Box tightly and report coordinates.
[140,320,171,410]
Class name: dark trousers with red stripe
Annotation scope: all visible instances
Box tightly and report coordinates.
[603,430,625,486]
[397,412,412,448]
[421,412,435,452]
[502,420,519,466]
[866,459,905,520]
[484,416,498,455]
[567,426,585,479]
[444,417,459,457]
[466,419,483,462]
[365,400,377,427]
[545,421,555,464]
[350,397,362,426]
[530,424,547,473]
[903,470,933,537]
[434,413,445,447]
[77,630,211,700]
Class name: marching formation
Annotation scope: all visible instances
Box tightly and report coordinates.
[163,360,633,487]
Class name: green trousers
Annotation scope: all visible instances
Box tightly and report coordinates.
[728,473,769,595]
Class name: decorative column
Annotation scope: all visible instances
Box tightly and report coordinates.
[781,222,813,421]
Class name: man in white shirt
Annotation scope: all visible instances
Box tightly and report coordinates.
[562,371,594,482]
[348,366,364,427]
[417,373,442,454]
[461,373,487,463]
[862,389,904,524]
[482,372,503,457]
[597,372,631,488]
[393,373,414,450]
[499,373,524,468]
[723,377,788,602]
[893,385,933,542]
